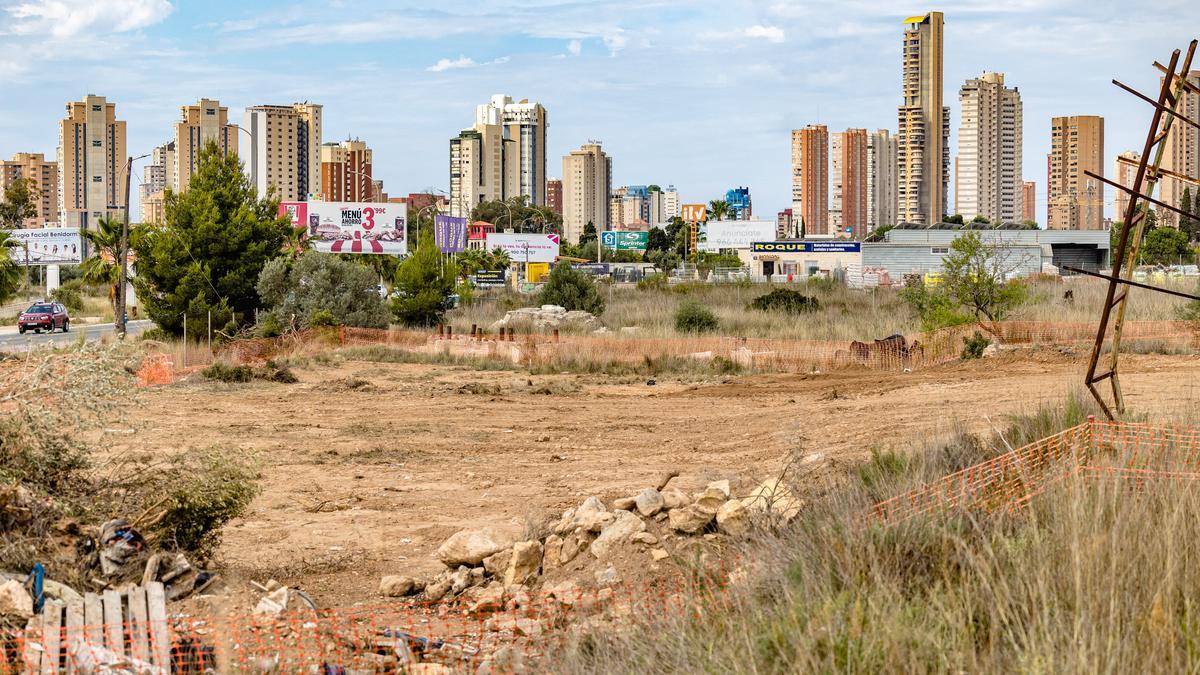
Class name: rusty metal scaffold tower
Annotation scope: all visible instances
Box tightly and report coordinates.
[1074,40,1200,419]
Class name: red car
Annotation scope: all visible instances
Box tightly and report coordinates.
[18,301,70,334]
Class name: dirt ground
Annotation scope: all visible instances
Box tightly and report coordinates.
[111,347,1200,608]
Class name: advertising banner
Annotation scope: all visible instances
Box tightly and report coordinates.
[485,232,560,263]
[434,215,468,253]
[526,262,550,283]
[7,228,82,265]
[681,204,708,222]
[750,241,862,253]
[280,201,407,255]
[600,231,649,250]
[700,220,777,251]
[473,270,507,287]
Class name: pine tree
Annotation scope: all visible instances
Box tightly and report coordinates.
[1181,188,1197,242]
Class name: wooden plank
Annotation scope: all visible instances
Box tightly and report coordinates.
[64,601,83,675]
[22,616,42,674]
[127,586,151,665]
[82,592,104,648]
[102,589,125,658]
[146,582,171,669]
[40,601,63,675]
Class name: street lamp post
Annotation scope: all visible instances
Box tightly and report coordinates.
[116,152,151,339]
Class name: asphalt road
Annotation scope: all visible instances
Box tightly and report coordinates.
[0,319,153,350]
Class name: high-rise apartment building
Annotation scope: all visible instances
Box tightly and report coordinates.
[320,139,377,202]
[546,178,563,215]
[57,94,127,230]
[140,142,175,225]
[1022,181,1037,223]
[611,185,651,229]
[450,123,506,217]
[897,12,949,225]
[866,129,898,230]
[1048,115,1105,230]
[174,99,238,195]
[1,153,59,227]
[659,186,680,222]
[243,103,322,202]
[562,143,611,244]
[776,208,795,239]
[1161,71,1200,226]
[475,94,548,206]
[726,187,752,220]
[831,129,868,237]
[956,72,1023,223]
[1113,151,1141,222]
[791,125,829,235]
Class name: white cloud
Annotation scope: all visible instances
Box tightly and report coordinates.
[426,55,510,72]
[567,39,582,56]
[5,0,173,38]
[743,25,785,44]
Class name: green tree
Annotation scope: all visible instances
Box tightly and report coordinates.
[645,226,671,253]
[1180,188,1198,242]
[864,224,894,243]
[0,231,23,304]
[707,199,731,221]
[0,177,39,229]
[257,251,390,329]
[391,229,456,326]
[581,222,597,245]
[78,216,123,312]
[1022,220,1039,229]
[646,249,681,272]
[471,196,561,233]
[539,263,605,314]
[940,232,1027,322]
[970,214,991,224]
[131,142,291,336]
[945,214,965,225]
[1140,226,1192,266]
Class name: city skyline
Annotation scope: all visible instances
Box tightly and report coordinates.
[1,1,1196,224]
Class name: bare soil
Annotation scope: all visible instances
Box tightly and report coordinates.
[110,347,1200,608]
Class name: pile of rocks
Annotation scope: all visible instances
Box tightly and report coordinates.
[488,305,602,333]
[380,475,803,608]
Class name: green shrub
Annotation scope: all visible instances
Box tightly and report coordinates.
[309,309,340,327]
[749,288,821,314]
[675,302,719,333]
[961,331,990,360]
[149,447,259,561]
[539,263,606,314]
[140,327,173,343]
[202,361,254,383]
[257,251,390,329]
[392,229,457,327]
[50,279,85,312]
[637,273,669,291]
[258,313,283,338]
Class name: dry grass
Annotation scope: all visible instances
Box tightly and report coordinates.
[549,396,1200,673]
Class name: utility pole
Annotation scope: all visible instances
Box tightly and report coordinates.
[115,153,148,338]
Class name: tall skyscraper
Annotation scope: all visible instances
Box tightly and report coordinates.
[726,187,752,219]
[659,186,680,221]
[1,153,59,227]
[57,94,127,230]
[475,94,548,206]
[897,12,949,225]
[140,141,175,225]
[1048,115,1104,230]
[791,125,829,235]
[546,178,563,215]
[562,143,611,244]
[831,129,867,237]
[243,103,322,202]
[320,139,376,202]
[866,129,898,230]
[1161,71,1200,226]
[450,123,506,217]
[1113,151,1141,222]
[956,72,1023,223]
[173,99,238,195]
[1022,181,1037,223]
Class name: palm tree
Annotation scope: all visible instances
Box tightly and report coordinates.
[707,199,731,221]
[78,216,123,312]
[0,230,22,304]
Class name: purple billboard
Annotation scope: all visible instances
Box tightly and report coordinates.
[434,215,468,253]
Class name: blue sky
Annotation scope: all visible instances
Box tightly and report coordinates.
[1,0,1196,223]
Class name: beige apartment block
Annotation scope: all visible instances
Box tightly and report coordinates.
[1113,151,1140,223]
[562,143,611,245]
[1161,71,1200,227]
[1048,115,1104,230]
[174,99,238,194]
[791,125,829,235]
[243,102,322,202]
[450,124,506,217]
[140,142,175,225]
[57,94,127,230]
[956,72,1023,223]
[866,129,898,230]
[0,153,59,227]
[897,12,949,225]
[1022,181,1036,223]
[321,139,377,202]
[476,94,548,206]
[831,129,868,238]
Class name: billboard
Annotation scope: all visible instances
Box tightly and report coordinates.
[485,232,560,263]
[7,228,82,265]
[434,215,468,253]
[700,220,776,251]
[681,204,707,222]
[473,270,507,287]
[750,241,862,253]
[279,201,407,254]
[600,231,649,250]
